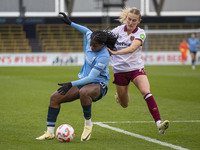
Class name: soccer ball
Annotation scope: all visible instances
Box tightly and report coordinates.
[56,124,75,142]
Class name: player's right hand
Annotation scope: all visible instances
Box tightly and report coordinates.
[57,82,72,95]
[59,12,72,25]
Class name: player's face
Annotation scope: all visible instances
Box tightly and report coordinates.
[191,34,195,39]
[90,40,104,52]
[126,13,141,32]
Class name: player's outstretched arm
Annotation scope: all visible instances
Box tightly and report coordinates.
[59,12,91,35]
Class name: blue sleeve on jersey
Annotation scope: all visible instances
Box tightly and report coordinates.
[71,22,91,35]
[196,39,199,47]
[71,68,100,86]
[94,49,110,71]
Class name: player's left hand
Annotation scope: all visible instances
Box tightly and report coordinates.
[57,82,72,95]
[59,12,72,25]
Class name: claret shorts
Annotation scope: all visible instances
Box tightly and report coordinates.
[113,68,146,86]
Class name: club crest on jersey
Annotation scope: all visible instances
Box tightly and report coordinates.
[130,36,135,41]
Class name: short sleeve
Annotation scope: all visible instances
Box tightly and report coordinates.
[135,30,146,43]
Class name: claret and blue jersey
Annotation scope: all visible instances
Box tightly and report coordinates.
[70,22,110,86]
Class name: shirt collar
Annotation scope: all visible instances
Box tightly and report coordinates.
[124,25,138,33]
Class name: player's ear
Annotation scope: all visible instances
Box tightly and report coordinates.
[138,19,142,24]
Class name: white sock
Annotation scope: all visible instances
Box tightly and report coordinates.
[47,127,55,134]
[85,119,92,126]
[156,120,162,127]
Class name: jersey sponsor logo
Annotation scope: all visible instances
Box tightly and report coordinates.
[140,34,145,40]
[116,41,131,47]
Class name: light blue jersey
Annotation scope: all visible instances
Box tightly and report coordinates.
[71,22,110,86]
[188,38,199,52]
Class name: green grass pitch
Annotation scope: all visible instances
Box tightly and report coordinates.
[0,65,199,150]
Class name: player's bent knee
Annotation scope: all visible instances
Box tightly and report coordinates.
[122,103,129,108]
[118,96,129,108]
[79,89,88,98]
[79,89,93,105]
[49,92,59,106]
[120,101,129,108]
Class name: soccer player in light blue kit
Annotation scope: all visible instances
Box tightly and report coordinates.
[188,33,199,70]
[36,12,117,141]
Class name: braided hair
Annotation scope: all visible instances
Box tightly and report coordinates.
[91,30,118,49]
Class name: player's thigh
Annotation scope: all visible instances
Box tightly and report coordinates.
[133,75,150,96]
[116,84,129,99]
[51,86,80,103]
[190,52,195,59]
[79,84,101,100]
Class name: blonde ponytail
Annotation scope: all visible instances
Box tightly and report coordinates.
[117,7,141,24]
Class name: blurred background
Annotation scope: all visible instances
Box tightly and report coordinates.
[0,0,199,65]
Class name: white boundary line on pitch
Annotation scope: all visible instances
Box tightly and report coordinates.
[93,121,192,150]
[94,120,200,124]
